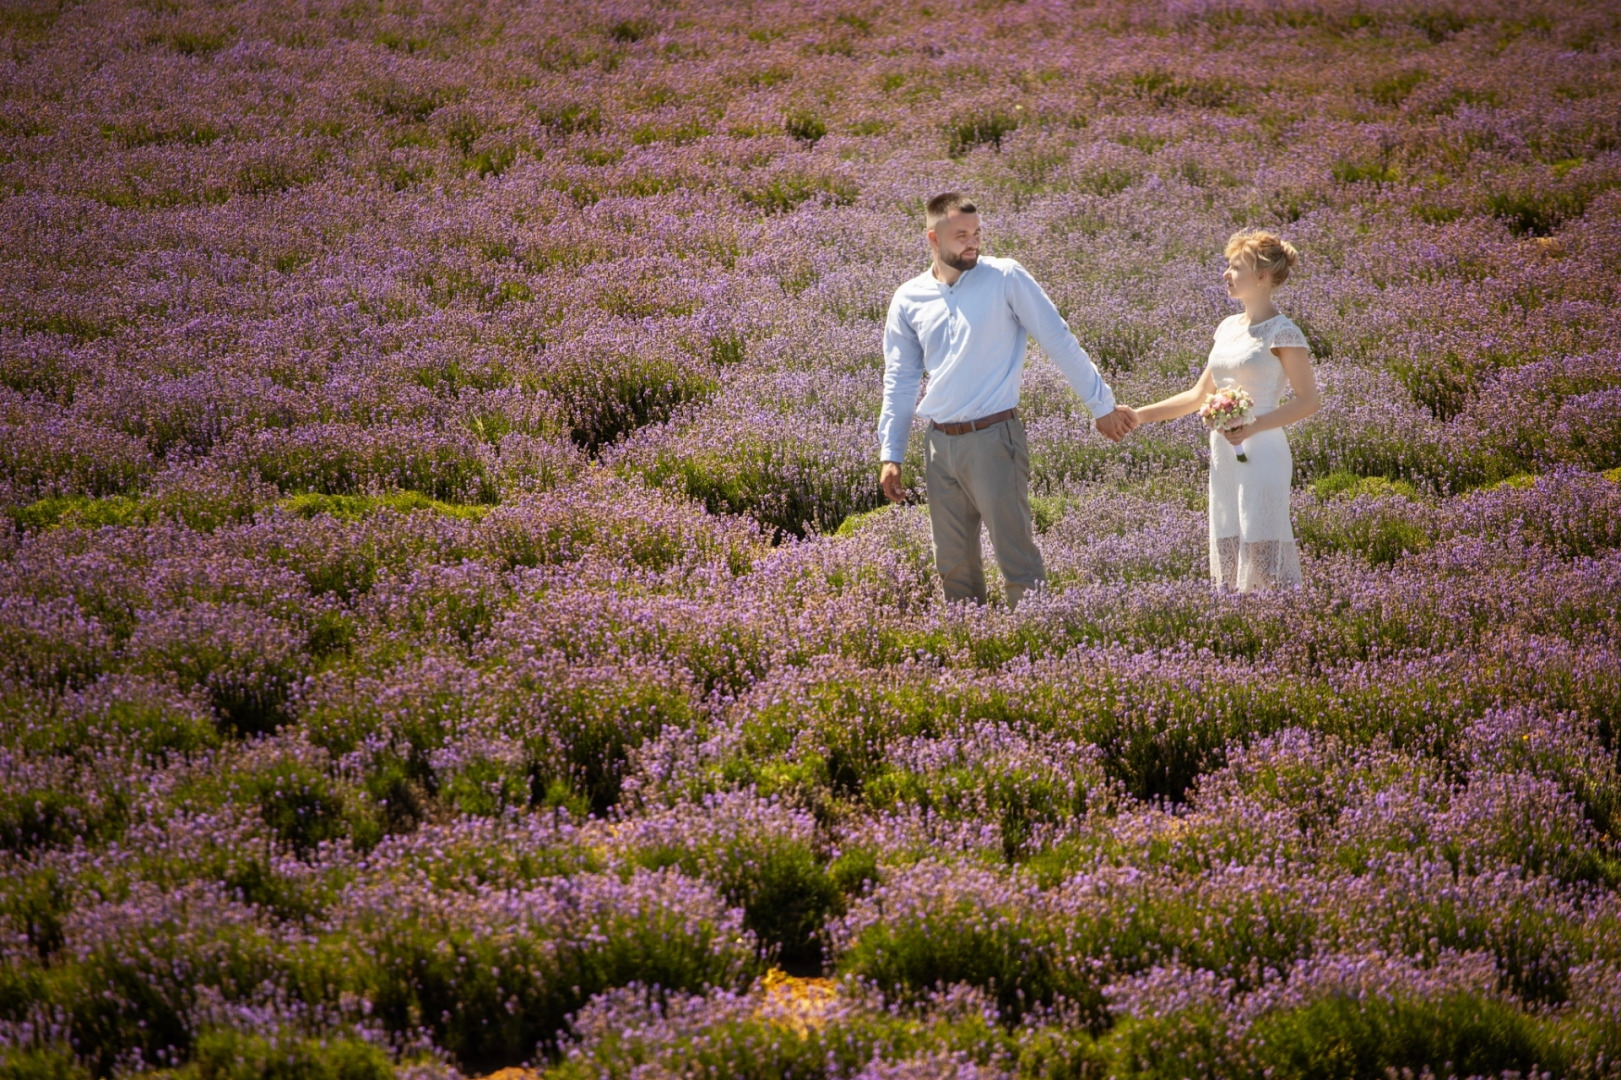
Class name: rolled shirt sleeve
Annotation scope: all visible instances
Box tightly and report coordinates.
[878,292,925,464]
[1004,260,1116,419]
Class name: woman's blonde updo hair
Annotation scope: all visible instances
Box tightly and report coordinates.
[1225,228,1299,286]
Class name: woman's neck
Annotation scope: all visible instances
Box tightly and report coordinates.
[1241,297,1279,323]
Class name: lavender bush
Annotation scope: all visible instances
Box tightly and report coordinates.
[3,0,1620,1077]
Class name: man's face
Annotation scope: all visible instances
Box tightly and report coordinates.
[929,210,981,271]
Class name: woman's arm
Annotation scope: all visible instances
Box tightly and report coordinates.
[1220,347,1318,443]
[1132,366,1215,424]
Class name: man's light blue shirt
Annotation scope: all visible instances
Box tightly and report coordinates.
[878,254,1116,464]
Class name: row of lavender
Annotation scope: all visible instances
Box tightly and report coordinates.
[3,0,1621,1077]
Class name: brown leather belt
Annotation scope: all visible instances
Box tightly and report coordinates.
[930,407,1016,436]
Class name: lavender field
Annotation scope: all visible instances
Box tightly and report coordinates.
[3,0,1621,1076]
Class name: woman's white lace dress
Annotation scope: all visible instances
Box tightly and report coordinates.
[1206,312,1309,591]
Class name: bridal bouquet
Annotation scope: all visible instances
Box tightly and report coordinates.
[1198,386,1255,462]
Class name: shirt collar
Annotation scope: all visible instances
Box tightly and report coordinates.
[931,260,978,290]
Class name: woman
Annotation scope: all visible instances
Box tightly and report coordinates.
[1128,229,1319,591]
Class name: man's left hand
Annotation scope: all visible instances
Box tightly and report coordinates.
[1096,405,1138,442]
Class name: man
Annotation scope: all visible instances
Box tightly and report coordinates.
[877,192,1137,610]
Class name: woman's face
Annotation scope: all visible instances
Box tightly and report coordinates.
[1223,254,1270,302]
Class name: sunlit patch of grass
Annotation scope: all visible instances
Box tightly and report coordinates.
[7,480,268,532]
[278,490,492,521]
[737,170,859,214]
[1309,471,1420,500]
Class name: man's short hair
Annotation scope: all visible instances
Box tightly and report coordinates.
[926,192,977,229]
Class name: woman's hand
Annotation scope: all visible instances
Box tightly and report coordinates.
[1222,423,1253,446]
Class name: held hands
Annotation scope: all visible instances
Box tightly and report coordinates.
[886,406,1141,494]
[1095,404,1140,443]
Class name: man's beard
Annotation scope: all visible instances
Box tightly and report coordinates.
[940,249,978,271]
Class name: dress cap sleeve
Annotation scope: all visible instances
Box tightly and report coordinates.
[1270,318,1309,351]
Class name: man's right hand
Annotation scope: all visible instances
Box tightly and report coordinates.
[880,461,906,504]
